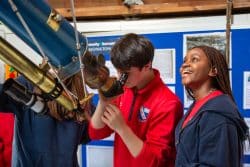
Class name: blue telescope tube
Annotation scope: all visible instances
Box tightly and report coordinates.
[0,0,87,78]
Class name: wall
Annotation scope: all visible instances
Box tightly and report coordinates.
[1,13,250,166]
[77,13,250,167]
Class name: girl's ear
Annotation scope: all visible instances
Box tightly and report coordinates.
[209,66,218,77]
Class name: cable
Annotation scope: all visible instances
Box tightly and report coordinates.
[69,0,89,98]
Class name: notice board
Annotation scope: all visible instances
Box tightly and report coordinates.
[82,28,250,166]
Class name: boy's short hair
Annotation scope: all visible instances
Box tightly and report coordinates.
[110,33,154,71]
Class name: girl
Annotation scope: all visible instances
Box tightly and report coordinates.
[175,45,249,167]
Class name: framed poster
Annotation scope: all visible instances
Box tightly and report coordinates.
[153,49,176,84]
[183,32,231,68]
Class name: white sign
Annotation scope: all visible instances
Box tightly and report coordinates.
[243,71,250,109]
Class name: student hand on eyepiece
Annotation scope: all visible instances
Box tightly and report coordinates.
[83,52,128,98]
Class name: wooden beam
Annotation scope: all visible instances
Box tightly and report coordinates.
[54,2,250,19]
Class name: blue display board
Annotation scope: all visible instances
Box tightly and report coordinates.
[82,28,250,166]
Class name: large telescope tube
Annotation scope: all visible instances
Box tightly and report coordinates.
[0,36,77,112]
[0,0,87,79]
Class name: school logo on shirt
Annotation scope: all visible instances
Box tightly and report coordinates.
[138,106,150,122]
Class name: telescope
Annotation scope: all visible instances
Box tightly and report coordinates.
[0,36,78,112]
[0,0,90,117]
[0,0,87,79]
[0,0,128,119]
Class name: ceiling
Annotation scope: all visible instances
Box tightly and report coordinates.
[47,0,250,20]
